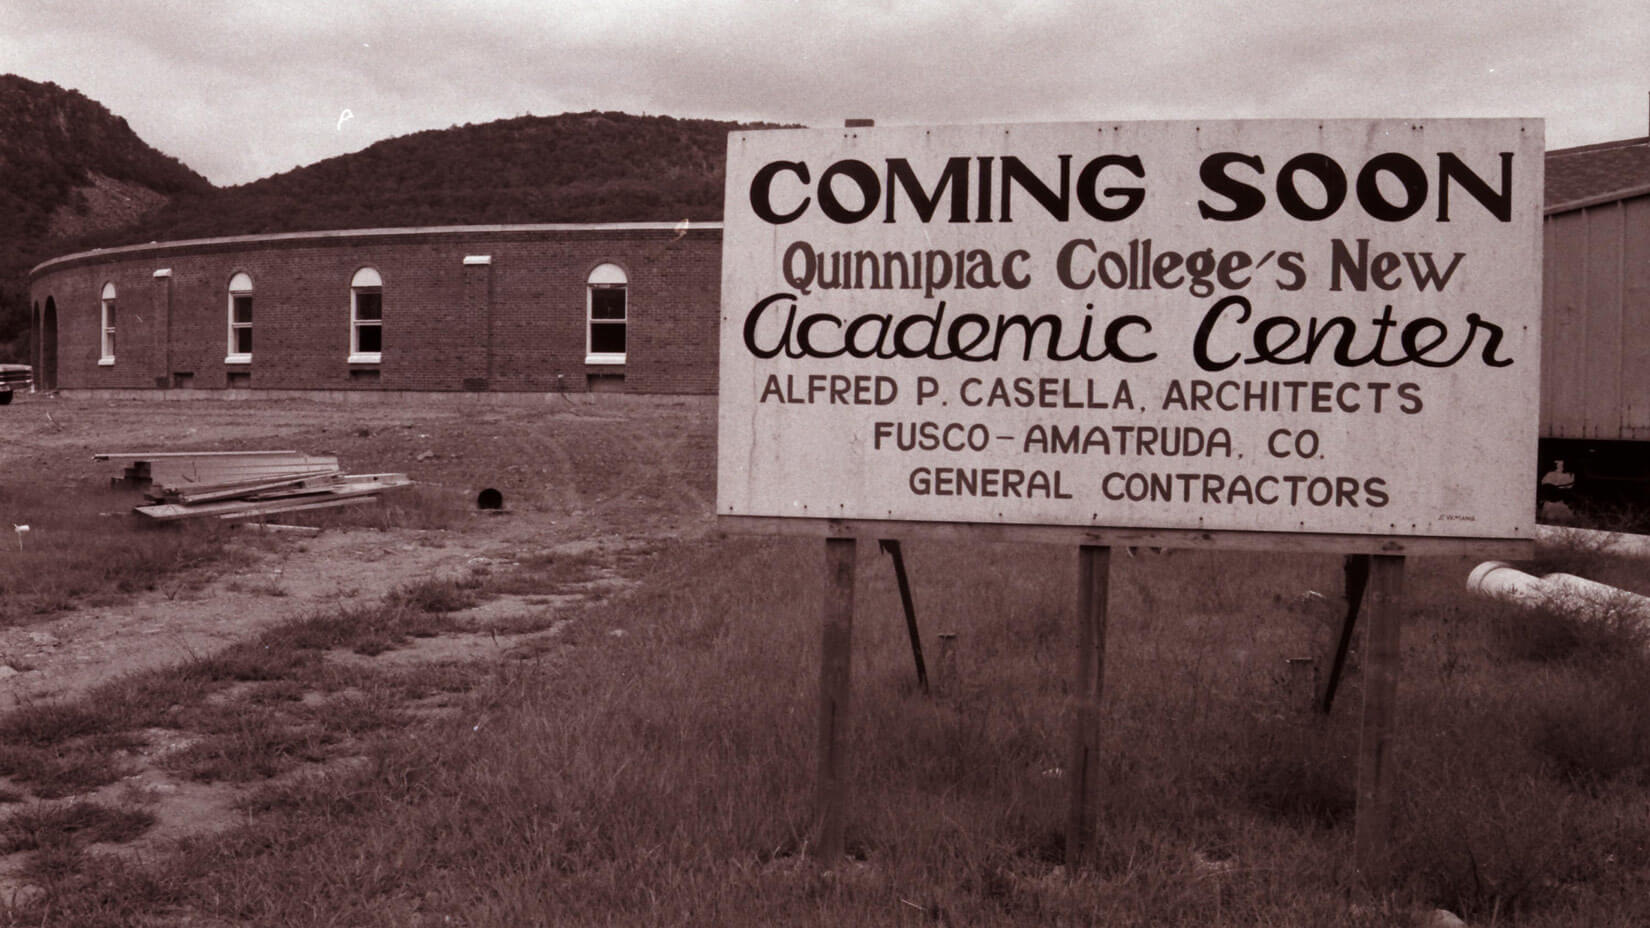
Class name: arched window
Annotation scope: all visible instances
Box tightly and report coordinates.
[350,267,382,362]
[586,263,627,365]
[99,282,117,365]
[226,272,253,363]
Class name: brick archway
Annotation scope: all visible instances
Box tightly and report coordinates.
[40,296,57,390]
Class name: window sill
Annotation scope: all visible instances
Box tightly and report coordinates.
[584,354,626,366]
[98,357,115,367]
[225,355,251,365]
[347,353,382,364]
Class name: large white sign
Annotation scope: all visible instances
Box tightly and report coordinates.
[717,119,1543,539]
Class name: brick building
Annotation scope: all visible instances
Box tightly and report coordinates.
[27,222,722,396]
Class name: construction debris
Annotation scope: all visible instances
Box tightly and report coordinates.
[96,450,331,491]
[94,450,411,522]
[232,522,324,536]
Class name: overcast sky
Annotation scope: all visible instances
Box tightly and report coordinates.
[2,0,1645,186]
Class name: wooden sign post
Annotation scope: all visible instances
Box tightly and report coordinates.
[1066,544,1111,863]
[1354,554,1406,887]
[816,536,856,862]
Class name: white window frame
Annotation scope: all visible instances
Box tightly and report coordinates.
[349,267,383,364]
[586,263,627,365]
[226,272,253,364]
[98,282,116,365]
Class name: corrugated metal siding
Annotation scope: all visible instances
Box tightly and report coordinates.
[1542,195,1650,439]
[1584,202,1625,437]
[1544,211,1589,436]
[1626,198,1650,436]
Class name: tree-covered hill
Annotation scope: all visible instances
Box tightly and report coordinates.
[90,110,775,245]
[0,74,212,360]
[2,74,785,363]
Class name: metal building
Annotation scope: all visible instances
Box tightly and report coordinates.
[1540,134,1650,495]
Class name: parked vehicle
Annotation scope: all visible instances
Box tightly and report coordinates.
[0,363,30,405]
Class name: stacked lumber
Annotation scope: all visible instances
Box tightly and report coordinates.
[97,450,330,490]
[94,450,411,522]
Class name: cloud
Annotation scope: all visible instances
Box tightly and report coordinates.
[1,0,1644,184]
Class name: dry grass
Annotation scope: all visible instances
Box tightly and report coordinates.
[0,484,246,620]
[0,801,156,856]
[5,398,1650,925]
[0,474,466,625]
[4,534,1649,926]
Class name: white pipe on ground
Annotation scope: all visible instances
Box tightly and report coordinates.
[1532,524,1650,560]
[1467,561,1650,623]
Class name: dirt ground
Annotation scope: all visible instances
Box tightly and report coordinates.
[0,390,719,708]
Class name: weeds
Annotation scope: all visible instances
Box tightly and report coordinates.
[9,425,1650,922]
[0,703,116,747]
[281,485,467,532]
[478,545,646,597]
[1237,733,1357,828]
[0,801,155,855]
[162,712,331,783]
[262,600,453,656]
[0,453,473,626]
[0,740,137,799]
[1492,600,1650,663]
[223,573,288,596]
[188,640,320,682]
[0,485,249,621]
[386,574,484,613]
[1530,658,1650,789]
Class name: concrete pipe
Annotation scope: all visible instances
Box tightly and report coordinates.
[1467,561,1650,623]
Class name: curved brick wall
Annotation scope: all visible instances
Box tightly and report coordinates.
[28,223,723,395]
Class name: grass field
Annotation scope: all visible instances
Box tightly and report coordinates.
[2,396,1650,926]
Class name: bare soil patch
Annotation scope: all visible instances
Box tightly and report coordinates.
[0,392,715,706]
[0,392,717,902]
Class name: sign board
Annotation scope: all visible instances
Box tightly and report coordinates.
[717,119,1543,541]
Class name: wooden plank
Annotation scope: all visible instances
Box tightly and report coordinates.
[133,478,405,520]
[151,458,340,475]
[156,473,347,497]
[1354,555,1405,889]
[231,522,323,536]
[238,473,408,501]
[95,450,301,460]
[166,469,346,504]
[717,515,1535,559]
[214,497,379,521]
[136,494,380,522]
[816,536,856,864]
[1066,545,1111,866]
[153,473,341,494]
[148,455,340,489]
[154,456,338,470]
